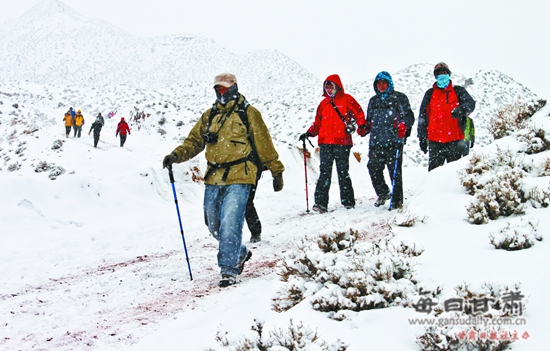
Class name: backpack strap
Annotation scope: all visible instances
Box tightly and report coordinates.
[329,100,351,125]
[203,97,262,181]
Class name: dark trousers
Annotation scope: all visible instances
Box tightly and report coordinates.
[93,133,100,148]
[245,166,263,236]
[428,140,463,171]
[120,134,127,147]
[367,144,403,205]
[462,140,470,157]
[65,126,71,136]
[314,144,355,208]
[73,125,82,137]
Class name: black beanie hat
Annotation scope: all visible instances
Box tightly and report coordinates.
[434,62,451,77]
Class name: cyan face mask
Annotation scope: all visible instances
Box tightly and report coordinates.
[436,74,450,88]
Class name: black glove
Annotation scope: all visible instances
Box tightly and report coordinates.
[162,153,178,169]
[419,138,428,154]
[470,135,475,148]
[273,173,284,192]
[298,132,312,142]
[451,106,466,119]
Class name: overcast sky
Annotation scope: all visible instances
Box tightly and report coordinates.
[2,0,549,97]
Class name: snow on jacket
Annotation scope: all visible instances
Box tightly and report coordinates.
[116,119,131,135]
[307,74,366,146]
[171,94,285,186]
[417,82,476,143]
[366,71,415,147]
[74,113,85,127]
[63,113,73,126]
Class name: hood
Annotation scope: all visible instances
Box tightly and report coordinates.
[373,71,394,95]
[323,74,345,97]
[120,117,125,122]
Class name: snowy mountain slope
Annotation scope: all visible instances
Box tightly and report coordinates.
[0,0,319,91]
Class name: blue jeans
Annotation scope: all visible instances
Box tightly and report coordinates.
[204,184,250,277]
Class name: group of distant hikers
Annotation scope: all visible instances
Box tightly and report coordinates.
[162,62,476,287]
[62,108,131,147]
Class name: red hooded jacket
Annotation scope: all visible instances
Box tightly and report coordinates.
[307,74,366,146]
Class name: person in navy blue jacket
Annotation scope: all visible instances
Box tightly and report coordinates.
[365,71,415,209]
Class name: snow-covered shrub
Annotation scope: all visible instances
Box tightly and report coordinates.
[394,209,428,227]
[157,128,166,135]
[460,150,527,224]
[272,228,425,317]
[51,139,64,151]
[488,99,546,140]
[7,162,20,171]
[35,161,65,180]
[211,319,348,351]
[528,186,550,208]
[515,124,550,154]
[489,217,542,251]
[416,282,526,351]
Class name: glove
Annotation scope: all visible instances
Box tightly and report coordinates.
[357,124,369,137]
[273,173,284,192]
[298,132,312,142]
[470,135,475,148]
[115,133,118,137]
[162,153,178,169]
[397,122,407,139]
[451,106,466,119]
[419,138,428,154]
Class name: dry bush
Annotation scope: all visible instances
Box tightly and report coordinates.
[489,217,542,251]
[212,319,348,351]
[515,124,550,154]
[488,99,546,140]
[272,228,426,316]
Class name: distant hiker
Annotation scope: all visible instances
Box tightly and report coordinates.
[97,113,105,126]
[162,73,285,287]
[418,62,476,171]
[365,71,415,209]
[63,111,73,138]
[69,107,76,122]
[73,109,85,138]
[462,117,475,156]
[88,117,103,148]
[115,117,131,147]
[299,74,367,213]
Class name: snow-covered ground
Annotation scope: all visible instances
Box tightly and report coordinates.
[1,97,550,350]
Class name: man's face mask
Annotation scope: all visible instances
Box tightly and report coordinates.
[436,74,450,89]
[215,84,239,105]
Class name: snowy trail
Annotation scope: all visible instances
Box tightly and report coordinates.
[0,186,399,351]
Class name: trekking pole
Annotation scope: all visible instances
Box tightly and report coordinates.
[388,139,402,211]
[302,137,314,212]
[168,165,193,281]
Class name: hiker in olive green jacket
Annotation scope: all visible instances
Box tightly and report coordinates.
[163,73,284,288]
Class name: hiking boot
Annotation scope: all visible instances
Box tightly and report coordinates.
[374,194,391,207]
[312,204,328,213]
[250,234,261,243]
[345,205,355,209]
[219,275,236,288]
[237,249,253,275]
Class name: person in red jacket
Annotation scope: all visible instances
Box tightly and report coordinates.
[299,74,367,213]
[116,117,131,147]
[417,62,476,171]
